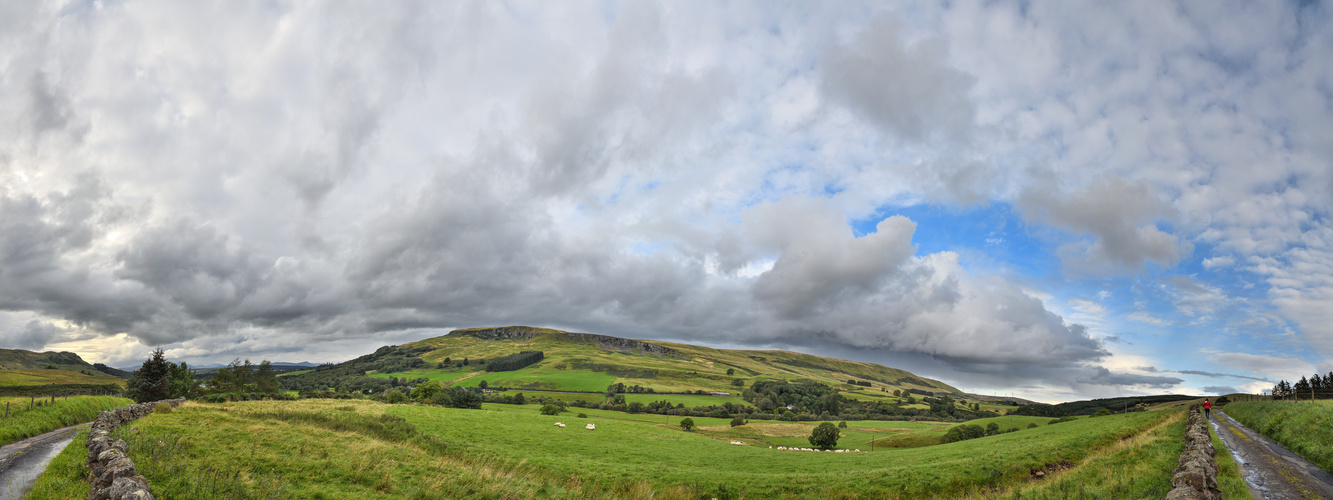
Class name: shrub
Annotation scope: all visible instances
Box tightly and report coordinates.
[680,418,696,431]
[1091,409,1113,417]
[540,404,562,416]
[809,422,840,450]
[1028,423,1038,429]
[386,389,408,404]
[154,402,173,415]
[838,421,847,429]
[577,413,588,418]
[730,416,746,427]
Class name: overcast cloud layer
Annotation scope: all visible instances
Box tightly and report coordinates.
[1,1,1330,401]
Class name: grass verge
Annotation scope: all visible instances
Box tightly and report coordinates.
[24,429,91,500]
[0,396,132,446]
[1223,401,1333,472]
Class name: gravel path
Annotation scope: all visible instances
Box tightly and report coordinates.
[0,423,88,500]
[1213,409,1333,500]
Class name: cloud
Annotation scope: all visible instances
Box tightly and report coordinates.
[1018,176,1191,272]
[1176,370,1271,383]
[1201,386,1238,395]
[1208,352,1317,383]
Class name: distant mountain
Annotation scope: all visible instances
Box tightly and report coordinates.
[284,325,963,397]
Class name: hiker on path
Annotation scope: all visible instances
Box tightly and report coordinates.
[1203,399,1212,419]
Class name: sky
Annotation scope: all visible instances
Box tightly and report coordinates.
[1,1,1330,403]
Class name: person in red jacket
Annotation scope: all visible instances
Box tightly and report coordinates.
[1203,399,1212,419]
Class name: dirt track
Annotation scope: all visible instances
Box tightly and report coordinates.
[1213,409,1333,500]
[0,423,87,500]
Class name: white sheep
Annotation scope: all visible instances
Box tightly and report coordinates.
[586,423,596,430]
[554,422,566,428]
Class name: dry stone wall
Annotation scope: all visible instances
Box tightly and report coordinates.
[1164,404,1222,500]
[84,398,184,500]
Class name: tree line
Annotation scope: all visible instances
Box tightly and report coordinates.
[125,348,283,403]
[1271,371,1333,400]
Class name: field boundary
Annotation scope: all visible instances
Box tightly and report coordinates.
[1165,404,1221,499]
[84,398,183,500]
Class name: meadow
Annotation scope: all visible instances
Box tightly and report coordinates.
[1222,400,1333,472]
[0,395,131,446]
[92,398,1235,499]
[0,368,124,387]
[23,429,90,500]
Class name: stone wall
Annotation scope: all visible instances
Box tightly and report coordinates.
[1165,404,1222,500]
[84,398,184,500]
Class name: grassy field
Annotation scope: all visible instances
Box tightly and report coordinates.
[23,429,91,500]
[868,415,1058,448]
[114,398,1209,499]
[0,395,132,446]
[0,368,125,387]
[952,411,1249,499]
[1223,400,1333,472]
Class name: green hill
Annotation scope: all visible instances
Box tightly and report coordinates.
[284,325,962,397]
[0,348,128,380]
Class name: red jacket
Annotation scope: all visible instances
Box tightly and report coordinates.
[1203,401,1212,409]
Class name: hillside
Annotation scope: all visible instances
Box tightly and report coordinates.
[0,348,128,380]
[285,326,962,398]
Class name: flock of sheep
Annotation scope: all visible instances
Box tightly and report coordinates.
[773,446,862,452]
[553,422,595,430]
[550,422,861,452]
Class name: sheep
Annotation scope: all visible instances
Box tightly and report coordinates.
[554,422,566,428]
[586,423,596,430]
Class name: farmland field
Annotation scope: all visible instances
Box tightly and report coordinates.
[108,399,1231,499]
[0,369,124,387]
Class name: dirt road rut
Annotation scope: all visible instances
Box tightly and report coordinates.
[1212,409,1333,500]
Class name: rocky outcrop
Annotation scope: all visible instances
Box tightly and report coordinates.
[1164,405,1221,500]
[84,399,184,500]
[453,326,685,359]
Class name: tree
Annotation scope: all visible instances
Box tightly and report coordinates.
[478,380,489,390]
[410,381,443,401]
[127,348,173,403]
[726,368,735,376]
[809,422,840,450]
[1091,408,1112,417]
[255,361,279,393]
[169,361,197,399]
[386,389,408,404]
[731,378,745,388]
[680,418,696,431]
[540,403,562,415]
[730,416,746,427]
[838,421,848,429]
[985,422,1000,435]
[513,392,526,405]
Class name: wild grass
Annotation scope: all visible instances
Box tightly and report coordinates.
[23,429,91,500]
[1223,400,1333,472]
[0,396,132,446]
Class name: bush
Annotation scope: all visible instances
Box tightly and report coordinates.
[1091,409,1113,417]
[386,389,408,404]
[577,413,588,418]
[540,404,562,416]
[1027,423,1038,429]
[154,402,173,415]
[838,421,847,429]
[680,418,696,431]
[730,416,746,427]
[809,422,840,450]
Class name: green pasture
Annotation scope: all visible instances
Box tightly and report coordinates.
[113,398,1239,499]
[0,369,124,387]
